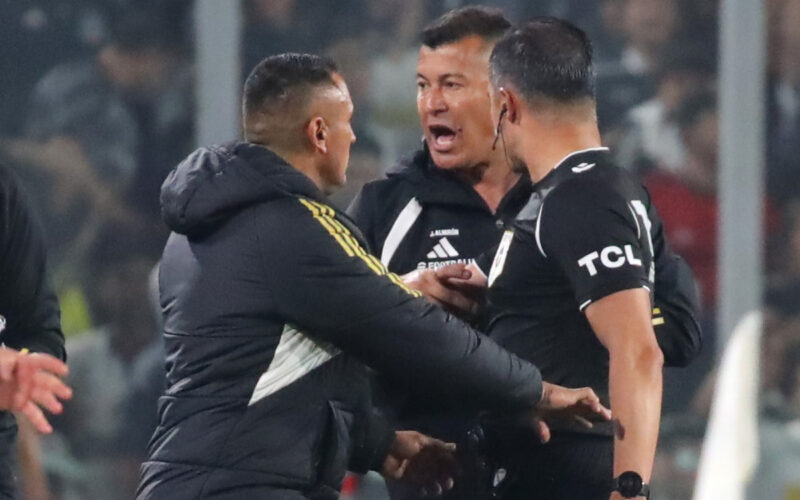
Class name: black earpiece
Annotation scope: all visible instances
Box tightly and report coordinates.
[492,105,508,151]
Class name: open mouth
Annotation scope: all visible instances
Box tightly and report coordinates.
[429,124,458,151]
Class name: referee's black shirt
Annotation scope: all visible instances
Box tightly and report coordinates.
[481,148,671,434]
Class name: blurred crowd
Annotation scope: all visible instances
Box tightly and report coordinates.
[0,0,798,499]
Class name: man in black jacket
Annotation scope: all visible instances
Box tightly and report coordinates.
[136,54,609,500]
[0,163,73,497]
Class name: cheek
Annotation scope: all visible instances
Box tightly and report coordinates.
[457,96,495,138]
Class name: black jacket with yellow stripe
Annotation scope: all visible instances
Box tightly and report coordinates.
[137,142,544,500]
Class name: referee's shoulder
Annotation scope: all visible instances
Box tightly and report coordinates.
[548,163,630,208]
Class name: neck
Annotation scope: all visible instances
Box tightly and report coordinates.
[283,151,326,192]
[252,141,326,193]
[520,119,602,182]
[455,159,520,213]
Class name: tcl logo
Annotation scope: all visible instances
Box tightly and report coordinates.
[578,245,641,276]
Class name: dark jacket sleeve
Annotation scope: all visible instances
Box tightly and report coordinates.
[653,253,703,367]
[348,410,396,474]
[645,186,703,367]
[255,197,543,412]
[0,166,64,359]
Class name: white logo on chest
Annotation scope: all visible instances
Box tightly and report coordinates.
[426,237,459,259]
[429,228,459,237]
[572,162,596,173]
[578,244,642,276]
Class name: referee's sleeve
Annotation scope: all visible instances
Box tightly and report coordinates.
[539,180,651,311]
[255,197,543,412]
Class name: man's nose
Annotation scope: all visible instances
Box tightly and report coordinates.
[423,87,448,115]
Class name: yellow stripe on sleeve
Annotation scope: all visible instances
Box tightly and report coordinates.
[299,199,421,297]
[299,198,355,257]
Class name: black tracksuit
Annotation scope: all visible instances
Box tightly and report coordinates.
[0,164,65,498]
[137,143,544,500]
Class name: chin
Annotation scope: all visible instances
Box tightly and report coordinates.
[429,151,469,171]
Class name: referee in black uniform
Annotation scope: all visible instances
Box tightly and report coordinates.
[472,19,689,499]
[349,8,700,500]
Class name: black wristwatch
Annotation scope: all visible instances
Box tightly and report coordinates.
[611,471,650,498]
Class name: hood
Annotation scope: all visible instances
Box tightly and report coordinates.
[161,142,323,235]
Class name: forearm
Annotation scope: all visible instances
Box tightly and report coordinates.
[608,344,663,482]
[328,302,543,410]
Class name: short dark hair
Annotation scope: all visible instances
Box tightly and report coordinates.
[243,53,338,117]
[421,6,511,49]
[490,18,595,105]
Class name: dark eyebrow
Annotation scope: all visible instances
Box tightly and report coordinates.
[438,73,466,80]
[416,73,467,81]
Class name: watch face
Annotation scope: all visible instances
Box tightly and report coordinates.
[618,471,643,497]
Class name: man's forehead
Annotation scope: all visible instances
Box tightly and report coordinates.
[417,35,492,76]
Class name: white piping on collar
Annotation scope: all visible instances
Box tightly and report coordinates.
[553,147,610,171]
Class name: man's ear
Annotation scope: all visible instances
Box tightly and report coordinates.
[306,116,328,154]
[500,87,520,125]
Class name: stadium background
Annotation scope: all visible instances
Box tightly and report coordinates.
[1,0,799,498]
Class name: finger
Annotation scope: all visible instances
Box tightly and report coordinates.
[432,459,457,491]
[19,401,52,434]
[401,270,423,285]
[573,415,594,429]
[536,419,551,443]
[30,386,64,415]
[419,435,457,452]
[589,401,612,421]
[34,372,73,401]
[421,278,477,313]
[427,481,443,497]
[434,263,471,280]
[393,459,409,479]
[27,353,68,377]
[12,356,35,410]
[439,292,479,315]
[614,419,626,439]
[0,350,15,382]
[575,397,611,422]
[575,387,600,405]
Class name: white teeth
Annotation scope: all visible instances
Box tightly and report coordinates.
[435,135,455,148]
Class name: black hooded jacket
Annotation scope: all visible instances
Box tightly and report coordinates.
[137,143,543,500]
